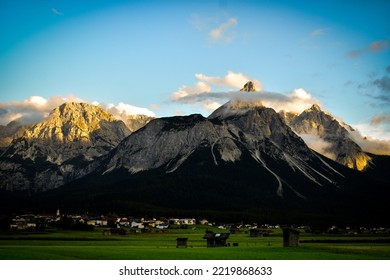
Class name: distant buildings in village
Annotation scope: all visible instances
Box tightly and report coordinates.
[6,211,390,235]
[8,211,201,231]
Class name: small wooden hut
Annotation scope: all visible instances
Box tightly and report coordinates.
[203,232,230,247]
[282,228,300,247]
[249,228,263,237]
[230,227,241,234]
[103,228,127,236]
[176,238,188,248]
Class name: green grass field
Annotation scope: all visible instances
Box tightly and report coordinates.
[1,226,389,260]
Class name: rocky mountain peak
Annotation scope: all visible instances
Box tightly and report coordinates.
[308,104,322,112]
[240,81,256,92]
[125,114,154,133]
[0,102,132,191]
[31,102,117,143]
[288,104,371,171]
[208,99,264,120]
[2,102,131,164]
[0,119,30,151]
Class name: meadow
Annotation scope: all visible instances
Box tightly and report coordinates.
[0,226,389,260]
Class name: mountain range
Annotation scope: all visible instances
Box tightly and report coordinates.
[0,99,388,224]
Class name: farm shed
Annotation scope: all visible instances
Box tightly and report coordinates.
[176,238,188,248]
[203,232,230,247]
[103,228,127,236]
[282,228,300,247]
[249,228,263,237]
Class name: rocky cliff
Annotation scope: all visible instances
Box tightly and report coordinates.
[287,104,371,171]
[0,102,131,191]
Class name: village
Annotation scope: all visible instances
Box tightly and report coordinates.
[5,210,305,248]
[8,209,268,233]
[4,210,390,247]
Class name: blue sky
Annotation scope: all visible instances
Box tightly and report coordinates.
[1,0,390,143]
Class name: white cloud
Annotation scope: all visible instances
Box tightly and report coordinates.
[195,71,262,90]
[172,77,320,115]
[209,18,238,43]
[24,96,48,107]
[265,88,321,114]
[203,101,222,111]
[171,71,263,113]
[344,122,390,155]
[299,134,336,160]
[105,102,156,118]
[171,81,212,101]
[358,138,390,155]
[0,95,84,125]
[352,122,390,141]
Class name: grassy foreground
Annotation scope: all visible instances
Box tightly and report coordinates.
[0,226,389,260]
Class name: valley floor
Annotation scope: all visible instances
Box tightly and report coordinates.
[0,226,390,260]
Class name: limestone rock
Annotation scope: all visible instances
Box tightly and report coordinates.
[240,81,256,92]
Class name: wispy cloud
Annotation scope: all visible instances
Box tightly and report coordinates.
[51,7,64,16]
[346,39,389,58]
[311,28,326,37]
[209,17,238,43]
[371,114,390,125]
[368,71,390,105]
[346,50,362,58]
[299,134,336,160]
[372,75,390,93]
[357,66,390,106]
[368,40,389,52]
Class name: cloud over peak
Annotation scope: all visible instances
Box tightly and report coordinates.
[106,102,156,118]
[171,71,321,115]
[171,71,263,110]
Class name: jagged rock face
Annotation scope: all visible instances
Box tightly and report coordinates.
[210,100,312,160]
[278,110,298,126]
[0,102,131,191]
[102,100,343,199]
[3,102,130,164]
[288,104,371,171]
[240,81,256,92]
[125,114,154,133]
[0,120,29,152]
[104,114,224,174]
[0,100,372,194]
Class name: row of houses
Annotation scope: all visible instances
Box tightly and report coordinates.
[9,213,60,230]
[8,211,201,231]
